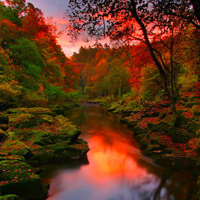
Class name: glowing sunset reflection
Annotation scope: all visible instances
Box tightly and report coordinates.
[46,104,198,200]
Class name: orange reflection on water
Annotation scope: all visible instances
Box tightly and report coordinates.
[86,131,148,182]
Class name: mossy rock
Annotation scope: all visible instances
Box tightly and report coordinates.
[152,154,197,169]
[133,125,149,137]
[9,113,55,129]
[0,140,30,157]
[135,134,146,142]
[0,115,9,124]
[140,138,150,148]
[127,120,138,128]
[174,114,190,128]
[141,111,159,118]
[8,115,81,145]
[30,139,89,164]
[107,102,120,111]
[0,195,20,200]
[8,113,37,128]
[7,107,56,116]
[120,117,129,123]
[0,124,8,131]
[142,145,162,155]
[185,102,197,108]
[0,155,25,162]
[149,133,169,148]
[168,127,193,143]
[148,122,170,132]
[0,160,45,199]
[186,121,200,134]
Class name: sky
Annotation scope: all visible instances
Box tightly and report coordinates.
[27,0,105,58]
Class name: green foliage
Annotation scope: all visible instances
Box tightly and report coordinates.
[43,83,65,102]
[11,38,43,68]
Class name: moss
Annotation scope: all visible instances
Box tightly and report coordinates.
[174,113,191,128]
[107,102,120,111]
[149,133,169,148]
[7,107,56,116]
[0,140,30,157]
[0,155,25,162]
[133,125,149,137]
[185,102,198,108]
[152,154,197,169]
[0,160,45,199]
[0,194,20,200]
[186,121,200,134]
[9,113,37,128]
[148,122,170,132]
[30,139,89,164]
[168,127,193,143]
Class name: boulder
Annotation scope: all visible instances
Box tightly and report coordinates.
[0,160,45,199]
[186,121,200,134]
[0,115,8,125]
[0,140,30,158]
[168,127,193,143]
[30,139,89,164]
[0,124,8,131]
[148,122,170,133]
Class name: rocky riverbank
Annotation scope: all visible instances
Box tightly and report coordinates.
[0,106,89,200]
[89,96,200,197]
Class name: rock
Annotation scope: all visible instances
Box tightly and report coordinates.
[7,107,56,117]
[174,113,190,128]
[148,122,170,133]
[149,132,169,148]
[152,154,197,169]
[107,102,120,111]
[168,127,193,143]
[0,160,45,199]
[141,111,159,118]
[139,138,150,148]
[30,139,89,164]
[133,125,149,137]
[142,145,162,155]
[0,140,30,158]
[185,102,197,108]
[0,124,8,131]
[0,194,20,200]
[135,134,146,142]
[127,120,137,128]
[0,155,25,162]
[120,117,129,123]
[186,121,200,134]
[0,115,9,124]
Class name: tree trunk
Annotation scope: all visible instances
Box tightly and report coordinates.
[130,0,176,113]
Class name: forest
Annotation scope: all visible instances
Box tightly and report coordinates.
[0,0,200,200]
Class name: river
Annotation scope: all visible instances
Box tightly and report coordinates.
[40,103,198,200]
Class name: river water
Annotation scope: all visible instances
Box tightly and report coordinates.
[41,104,198,200]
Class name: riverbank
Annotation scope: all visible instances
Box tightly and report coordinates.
[0,103,89,200]
[88,96,200,197]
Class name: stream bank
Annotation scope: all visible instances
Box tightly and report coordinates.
[88,96,200,198]
[0,104,89,200]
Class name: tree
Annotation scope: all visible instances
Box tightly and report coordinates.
[67,0,198,112]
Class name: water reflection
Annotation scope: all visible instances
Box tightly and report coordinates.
[46,104,197,200]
